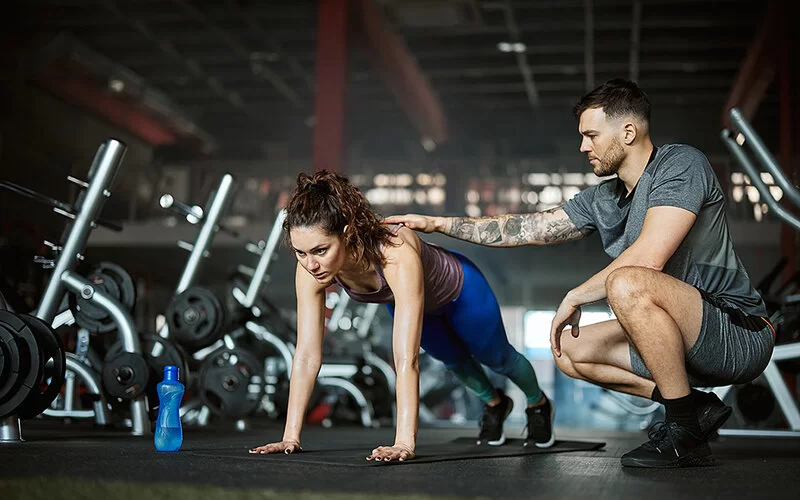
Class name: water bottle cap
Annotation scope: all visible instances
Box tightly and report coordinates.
[164,365,180,381]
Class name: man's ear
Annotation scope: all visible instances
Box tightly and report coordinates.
[622,121,637,145]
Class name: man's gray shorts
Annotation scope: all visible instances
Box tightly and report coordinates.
[629,293,775,387]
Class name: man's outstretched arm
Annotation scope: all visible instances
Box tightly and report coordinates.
[384,206,590,247]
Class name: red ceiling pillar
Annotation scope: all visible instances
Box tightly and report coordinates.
[312,0,350,173]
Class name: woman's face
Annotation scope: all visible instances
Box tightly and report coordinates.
[289,225,347,285]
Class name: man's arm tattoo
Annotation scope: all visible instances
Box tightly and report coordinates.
[443,207,589,246]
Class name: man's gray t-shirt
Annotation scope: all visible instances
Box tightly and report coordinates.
[562,143,767,318]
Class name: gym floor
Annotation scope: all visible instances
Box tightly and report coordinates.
[2,420,799,500]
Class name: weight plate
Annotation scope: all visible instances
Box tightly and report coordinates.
[102,351,149,400]
[69,262,136,334]
[95,262,136,311]
[15,314,67,419]
[0,311,42,419]
[198,348,263,419]
[0,325,20,401]
[166,286,226,350]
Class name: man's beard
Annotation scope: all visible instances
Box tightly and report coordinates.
[594,137,626,177]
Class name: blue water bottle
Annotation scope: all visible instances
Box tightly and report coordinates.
[154,365,185,452]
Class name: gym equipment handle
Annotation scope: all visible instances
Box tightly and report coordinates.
[0,180,123,232]
[159,193,253,245]
[159,194,204,222]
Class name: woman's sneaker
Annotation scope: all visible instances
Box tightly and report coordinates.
[476,390,514,446]
[524,396,555,448]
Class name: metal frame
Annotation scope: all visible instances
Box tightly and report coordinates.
[718,107,800,437]
[317,377,375,428]
[2,139,149,442]
[43,353,111,424]
[173,174,236,295]
[238,209,287,309]
[156,173,236,345]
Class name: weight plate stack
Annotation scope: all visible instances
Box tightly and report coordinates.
[15,314,67,419]
[0,311,44,418]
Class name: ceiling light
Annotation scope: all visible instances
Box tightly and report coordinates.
[108,78,125,93]
[421,136,436,152]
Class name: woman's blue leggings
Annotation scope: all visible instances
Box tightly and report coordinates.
[387,252,542,405]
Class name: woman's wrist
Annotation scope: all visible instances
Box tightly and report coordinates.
[393,439,416,452]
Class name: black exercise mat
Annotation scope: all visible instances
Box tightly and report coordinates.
[189,438,606,467]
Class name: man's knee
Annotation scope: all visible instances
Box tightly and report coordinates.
[606,266,657,310]
[553,343,583,380]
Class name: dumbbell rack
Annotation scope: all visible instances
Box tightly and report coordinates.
[1,139,151,442]
[46,173,236,429]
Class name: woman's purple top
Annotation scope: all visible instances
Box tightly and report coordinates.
[333,225,464,312]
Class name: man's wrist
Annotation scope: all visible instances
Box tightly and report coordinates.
[565,289,582,306]
[434,216,448,233]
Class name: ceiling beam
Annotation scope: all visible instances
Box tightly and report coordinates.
[141,59,741,88]
[29,0,744,8]
[102,0,255,120]
[505,0,538,108]
[354,0,448,143]
[43,3,318,26]
[168,75,738,103]
[226,0,314,92]
[171,0,305,109]
[94,34,746,58]
[53,16,755,46]
[189,90,755,112]
[480,1,539,109]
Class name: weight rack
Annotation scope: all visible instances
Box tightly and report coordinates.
[1,139,150,442]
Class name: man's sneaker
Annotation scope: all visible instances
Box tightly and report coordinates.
[620,421,714,468]
[524,396,555,448]
[696,391,732,440]
[476,390,514,446]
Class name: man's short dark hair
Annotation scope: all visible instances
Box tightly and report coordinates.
[572,79,650,123]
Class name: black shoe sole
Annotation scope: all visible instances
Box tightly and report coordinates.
[621,453,714,468]
[621,444,714,469]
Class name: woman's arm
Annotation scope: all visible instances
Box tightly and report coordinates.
[282,262,328,443]
[376,229,425,457]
